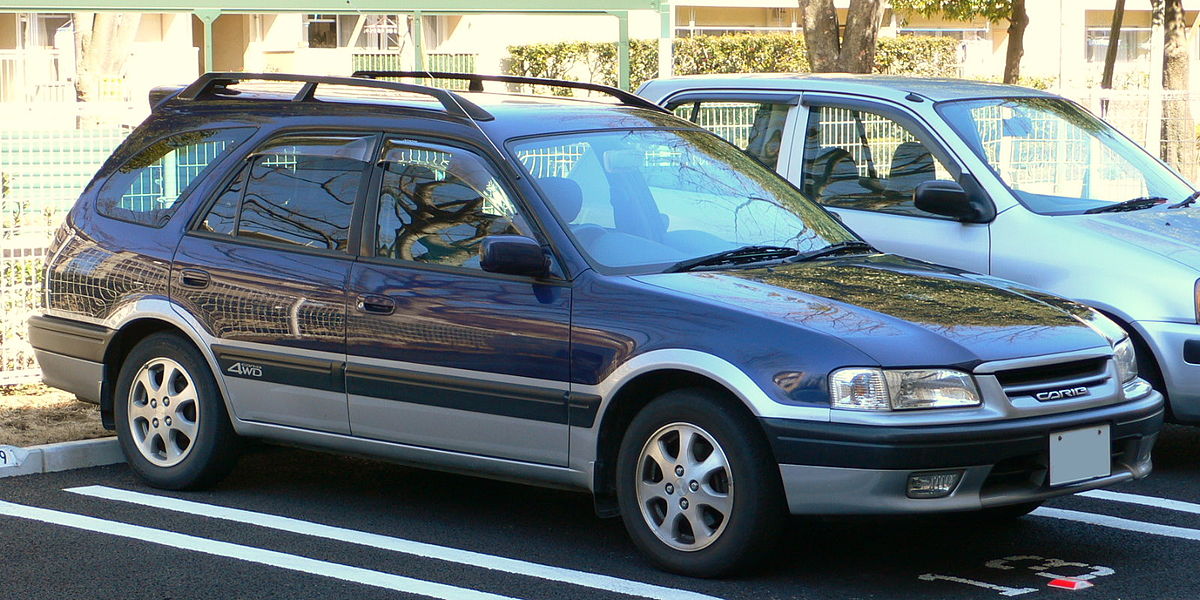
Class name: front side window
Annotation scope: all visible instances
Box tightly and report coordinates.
[671,100,791,169]
[198,135,373,252]
[938,97,1193,214]
[375,140,532,269]
[802,105,953,217]
[97,128,253,227]
[512,128,855,271]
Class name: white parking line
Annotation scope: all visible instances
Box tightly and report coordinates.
[0,500,516,600]
[1078,490,1200,516]
[1033,507,1200,542]
[67,485,723,600]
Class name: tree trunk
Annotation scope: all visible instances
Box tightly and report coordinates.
[1161,0,1195,180]
[1100,0,1126,90]
[72,12,95,102]
[72,12,140,103]
[798,0,841,72]
[1003,0,1028,84]
[838,0,885,73]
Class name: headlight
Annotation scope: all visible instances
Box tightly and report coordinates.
[1113,337,1138,383]
[829,368,981,411]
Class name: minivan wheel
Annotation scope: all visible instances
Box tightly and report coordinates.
[114,333,240,490]
[616,388,785,577]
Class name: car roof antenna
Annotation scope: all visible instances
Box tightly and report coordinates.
[415,69,519,179]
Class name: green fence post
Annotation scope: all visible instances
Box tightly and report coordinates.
[615,11,629,90]
[412,11,425,72]
[658,2,673,78]
[194,9,220,74]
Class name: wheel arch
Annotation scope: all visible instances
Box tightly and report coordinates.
[1087,305,1170,411]
[100,304,217,428]
[589,367,775,517]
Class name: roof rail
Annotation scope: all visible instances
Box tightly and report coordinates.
[174,72,494,121]
[351,71,669,114]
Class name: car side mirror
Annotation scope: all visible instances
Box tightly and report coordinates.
[913,179,995,223]
[479,235,550,278]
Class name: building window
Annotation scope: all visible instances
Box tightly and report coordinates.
[304,14,337,48]
[1085,27,1152,63]
[357,15,404,50]
[18,13,71,49]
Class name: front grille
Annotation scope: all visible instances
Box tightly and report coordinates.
[993,357,1110,401]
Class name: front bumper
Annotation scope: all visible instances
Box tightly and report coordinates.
[764,391,1163,515]
[1134,320,1200,423]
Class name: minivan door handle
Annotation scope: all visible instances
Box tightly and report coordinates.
[356,294,396,315]
[179,268,210,289]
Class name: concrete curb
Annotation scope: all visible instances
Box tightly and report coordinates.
[0,437,124,479]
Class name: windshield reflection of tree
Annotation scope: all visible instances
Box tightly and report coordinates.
[721,261,1071,339]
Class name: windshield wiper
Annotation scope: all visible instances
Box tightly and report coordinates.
[665,245,798,273]
[1169,190,1200,209]
[1084,197,1167,214]
[791,240,876,262]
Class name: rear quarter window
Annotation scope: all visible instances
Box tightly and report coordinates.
[95,127,254,227]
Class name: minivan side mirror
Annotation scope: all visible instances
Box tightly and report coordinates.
[479,235,550,278]
[913,179,995,223]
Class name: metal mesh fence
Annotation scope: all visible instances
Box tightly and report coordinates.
[1062,88,1200,184]
[0,125,130,384]
[350,52,478,90]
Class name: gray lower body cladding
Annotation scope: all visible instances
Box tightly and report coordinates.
[766,392,1163,514]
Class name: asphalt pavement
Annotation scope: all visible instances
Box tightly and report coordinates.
[2,424,1200,600]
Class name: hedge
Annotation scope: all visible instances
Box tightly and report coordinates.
[507,33,960,91]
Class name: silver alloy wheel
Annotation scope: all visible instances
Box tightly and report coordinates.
[127,357,200,468]
[635,422,733,552]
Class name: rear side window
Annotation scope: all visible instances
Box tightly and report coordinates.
[96,128,253,227]
[671,100,790,169]
[198,135,374,252]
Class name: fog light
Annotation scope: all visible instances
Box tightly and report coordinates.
[906,470,964,499]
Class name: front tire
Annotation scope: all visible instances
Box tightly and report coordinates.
[616,388,785,577]
[114,333,240,490]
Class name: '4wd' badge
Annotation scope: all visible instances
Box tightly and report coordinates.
[226,362,264,378]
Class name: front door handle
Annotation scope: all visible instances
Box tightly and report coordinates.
[179,268,210,289]
[356,294,396,315]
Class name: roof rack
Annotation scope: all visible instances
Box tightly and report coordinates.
[351,71,669,114]
[175,72,495,121]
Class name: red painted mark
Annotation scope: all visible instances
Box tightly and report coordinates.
[1047,578,1094,591]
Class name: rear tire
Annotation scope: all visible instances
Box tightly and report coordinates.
[114,333,240,490]
[616,388,785,577]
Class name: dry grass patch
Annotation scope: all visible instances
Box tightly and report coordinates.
[0,384,112,447]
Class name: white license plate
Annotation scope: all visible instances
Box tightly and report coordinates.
[1049,424,1111,486]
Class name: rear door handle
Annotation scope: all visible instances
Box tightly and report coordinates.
[356,294,396,315]
[179,268,210,289]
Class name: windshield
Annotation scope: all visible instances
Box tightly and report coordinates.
[510,129,856,271]
[938,97,1193,214]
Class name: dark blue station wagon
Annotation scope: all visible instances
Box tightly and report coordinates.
[29,72,1163,577]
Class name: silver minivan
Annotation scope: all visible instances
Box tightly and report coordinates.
[640,74,1200,422]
